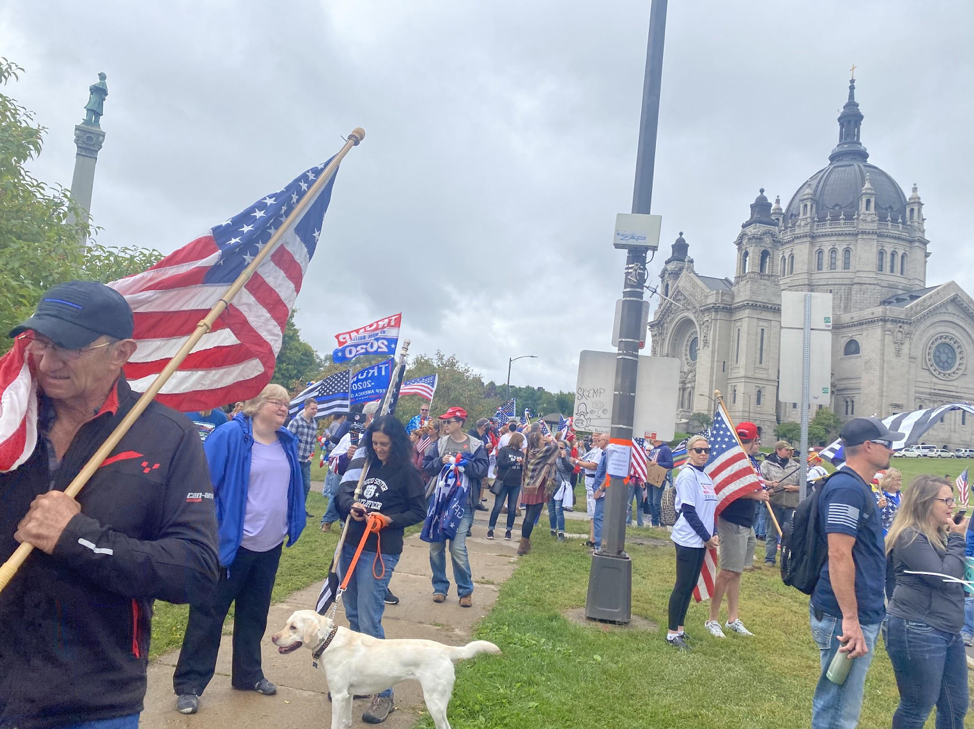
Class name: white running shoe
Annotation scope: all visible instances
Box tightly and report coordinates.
[725,619,754,636]
[704,620,726,638]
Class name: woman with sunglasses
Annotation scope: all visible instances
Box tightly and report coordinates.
[665,435,719,651]
[173,384,306,714]
[884,475,969,727]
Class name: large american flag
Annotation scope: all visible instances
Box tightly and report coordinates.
[630,436,648,482]
[496,399,515,422]
[0,337,37,473]
[400,374,437,401]
[108,160,338,411]
[693,402,763,602]
[288,370,350,420]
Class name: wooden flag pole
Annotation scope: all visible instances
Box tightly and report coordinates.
[0,128,366,594]
[713,389,783,537]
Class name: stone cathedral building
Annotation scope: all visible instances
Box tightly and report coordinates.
[648,78,974,448]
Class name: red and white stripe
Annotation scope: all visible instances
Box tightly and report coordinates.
[706,449,762,516]
[108,213,314,411]
[692,548,718,602]
[0,336,38,473]
[629,437,648,482]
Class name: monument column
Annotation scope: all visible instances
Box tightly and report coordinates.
[67,72,108,232]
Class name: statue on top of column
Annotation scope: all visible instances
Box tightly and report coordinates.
[83,72,108,127]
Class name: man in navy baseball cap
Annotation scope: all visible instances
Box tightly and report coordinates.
[9,280,134,349]
[839,416,905,449]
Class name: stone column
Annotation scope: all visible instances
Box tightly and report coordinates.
[67,123,105,229]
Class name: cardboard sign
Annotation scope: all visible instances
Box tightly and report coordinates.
[645,462,668,487]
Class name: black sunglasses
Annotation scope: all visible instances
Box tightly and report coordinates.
[692,447,711,454]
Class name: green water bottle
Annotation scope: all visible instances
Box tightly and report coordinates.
[826,648,854,685]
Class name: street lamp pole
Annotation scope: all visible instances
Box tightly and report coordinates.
[506,355,538,399]
[585,0,668,624]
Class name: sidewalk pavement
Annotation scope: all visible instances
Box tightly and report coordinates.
[140,522,519,728]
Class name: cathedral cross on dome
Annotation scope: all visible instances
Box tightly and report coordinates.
[849,64,856,80]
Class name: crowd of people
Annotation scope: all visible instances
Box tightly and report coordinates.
[1,281,971,729]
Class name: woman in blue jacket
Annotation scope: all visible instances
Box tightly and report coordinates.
[173,384,306,714]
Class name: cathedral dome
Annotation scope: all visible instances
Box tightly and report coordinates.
[784,79,908,224]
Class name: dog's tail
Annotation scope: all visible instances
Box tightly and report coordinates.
[448,640,501,662]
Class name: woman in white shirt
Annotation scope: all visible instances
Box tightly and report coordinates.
[666,435,719,651]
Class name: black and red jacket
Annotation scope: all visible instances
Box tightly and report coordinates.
[0,376,219,728]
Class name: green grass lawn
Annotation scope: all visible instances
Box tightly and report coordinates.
[431,535,934,729]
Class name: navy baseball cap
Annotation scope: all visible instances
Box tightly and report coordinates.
[9,281,134,349]
[838,417,905,447]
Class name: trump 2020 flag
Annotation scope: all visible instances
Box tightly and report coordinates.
[332,314,401,364]
[0,336,39,473]
[108,160,339,411]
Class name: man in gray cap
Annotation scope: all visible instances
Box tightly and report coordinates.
[809,416,903,729]
[0,281,219,728]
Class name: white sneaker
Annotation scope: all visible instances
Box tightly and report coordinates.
[704,620,726,638]
[725,619,754,636]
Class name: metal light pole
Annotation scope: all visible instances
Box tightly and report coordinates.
[585,0,667,624]
[506,355,538,399]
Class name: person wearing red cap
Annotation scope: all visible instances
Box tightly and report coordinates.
[422,407,489,608]
[705,421,769,639]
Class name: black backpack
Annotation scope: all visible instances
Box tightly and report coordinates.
[780,473,875,594]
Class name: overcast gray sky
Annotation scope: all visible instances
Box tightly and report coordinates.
[3,0,972,392]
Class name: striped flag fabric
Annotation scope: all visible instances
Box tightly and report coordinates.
[693,402,763,602]
[400,374,437,401]
[288,370,350,420]
[670,438,689,469]
[108,160,339,411]
[630,437,648,482]
[958,469,970,508]
[820,403,974,463]
[0,336,38,473]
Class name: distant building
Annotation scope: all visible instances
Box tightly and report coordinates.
[649,78,974,447]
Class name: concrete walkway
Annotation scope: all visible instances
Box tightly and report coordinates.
[140,517,521,728]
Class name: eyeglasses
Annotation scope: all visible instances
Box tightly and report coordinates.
[21,333,112,362]
[936,497,956,507]
[869,439,893,449]
[692,447,711,454]
[266,399,289,409]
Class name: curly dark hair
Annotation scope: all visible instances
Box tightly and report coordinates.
[365,414,416,472]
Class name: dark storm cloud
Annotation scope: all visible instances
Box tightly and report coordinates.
[3,0,971,391]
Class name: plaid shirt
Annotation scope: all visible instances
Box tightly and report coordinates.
[287,413,318,460]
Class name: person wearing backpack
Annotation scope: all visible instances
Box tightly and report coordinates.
[808,417,903,729]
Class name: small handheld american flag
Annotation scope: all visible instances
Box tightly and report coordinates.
[630,437,648,482]
[957,469,969,508]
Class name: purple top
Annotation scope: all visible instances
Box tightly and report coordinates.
[240,439,290,552]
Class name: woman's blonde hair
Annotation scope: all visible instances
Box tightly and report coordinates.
[885,474,950,556]
[878,468,902,492]
[508,432,524,450]
[687,435,709,452]
[241,383,289,417]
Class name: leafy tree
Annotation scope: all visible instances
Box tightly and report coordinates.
[272,311,323,392]
[810,407,842,445]
[775,422,801,444]
[0,58,163,352]
[688,412,712,433]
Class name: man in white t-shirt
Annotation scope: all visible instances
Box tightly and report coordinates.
[576,433,607,548]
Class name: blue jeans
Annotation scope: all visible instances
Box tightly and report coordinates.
[548,496,565,532]
[429,509,474,598]
[58,716,140,729]
[340,544,400,698]
[884,616,969,728]
[321,468,342,526]
[809,606,881,729]
[626,483,645,527]
[300,459,312,501]
[593,497,605,546]
[964,596,974,640]
[754,500,768,539]
[489,484,519,531]
[764,505,794,565]
[647,482,664,527]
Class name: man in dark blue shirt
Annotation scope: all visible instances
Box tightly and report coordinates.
[809,417,903,729]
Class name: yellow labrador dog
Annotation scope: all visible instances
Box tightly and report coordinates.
[272,609,500,729]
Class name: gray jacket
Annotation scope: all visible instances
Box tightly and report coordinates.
[887,528,966,633]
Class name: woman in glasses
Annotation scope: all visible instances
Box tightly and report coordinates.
[884,475,969,727]
[665,435,719,651]
[173,384,306,714]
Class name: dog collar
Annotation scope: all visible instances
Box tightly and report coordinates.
[311,626,339,667]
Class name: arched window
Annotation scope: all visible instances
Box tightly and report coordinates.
[865,199,872,212]
[843,248,851,270]
[788,254,795,275]
[829,249,837,270]
[759,250,770,273]
[755,388,763,407]
[780,256,786,276]
[802,203,808,216]
[900,253,906,275]
[732,386,737,404]
[890,251,897,273]
[844,339,860,356]
[909,208,915,221]
[816,250,824,271]
[850,399,855,416]
[741,250,749,274]
[664,282,669,296]
[877,250,885,271]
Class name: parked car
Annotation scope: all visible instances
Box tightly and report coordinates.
[929,448,954,458]
[898,446,922,458]
[955,448,974,459]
